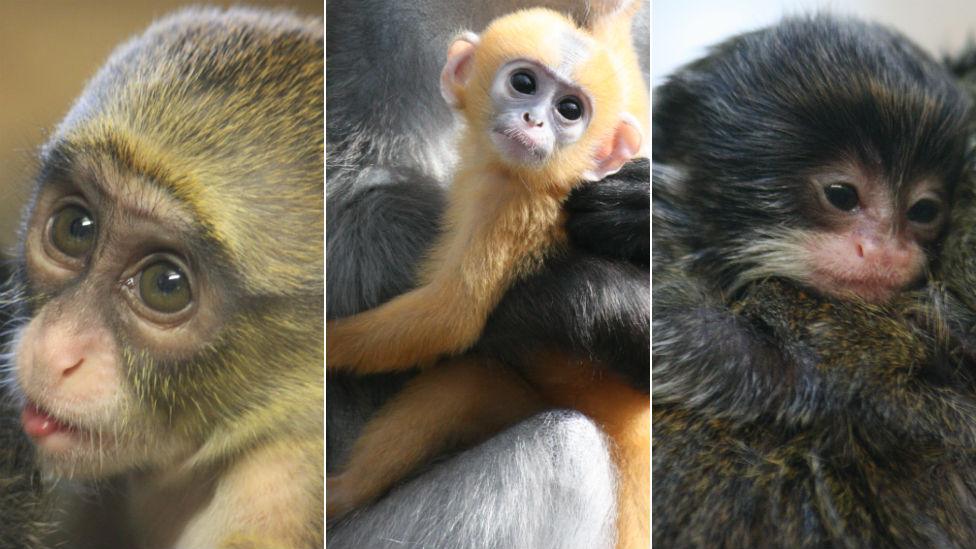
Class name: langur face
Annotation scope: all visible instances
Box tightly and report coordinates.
[487,59,593,167]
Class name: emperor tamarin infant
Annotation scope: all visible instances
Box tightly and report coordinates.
[653,15,976,547]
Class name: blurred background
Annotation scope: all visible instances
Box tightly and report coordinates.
[654,0,976,85]
[0,0,322,253]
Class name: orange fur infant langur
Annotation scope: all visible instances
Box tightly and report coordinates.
[326,7,648,549]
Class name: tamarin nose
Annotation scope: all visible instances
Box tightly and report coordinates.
[522,112,543,127]
[855,238,913,269]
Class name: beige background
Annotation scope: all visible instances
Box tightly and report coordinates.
[0,0,323,253]
[653,0,976,85]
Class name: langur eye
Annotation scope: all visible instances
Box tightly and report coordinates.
[50,205,96,257]
[139,261,191,313]
[556,97,583,120]
[824,183,859,211]
[510,71,536,94]
[907,198,941,224]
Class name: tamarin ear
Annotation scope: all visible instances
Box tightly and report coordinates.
[440,32,480,109]
[582,113,643,182]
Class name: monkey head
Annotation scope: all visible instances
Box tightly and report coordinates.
[440,8,642,192]
[654,16,971,303]
[8,8,323,479]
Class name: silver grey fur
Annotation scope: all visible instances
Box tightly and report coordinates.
[326,1,648,547]
[328,411,617,549]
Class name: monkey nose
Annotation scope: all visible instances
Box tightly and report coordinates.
[522,112,543,127]
[855,238,914,269]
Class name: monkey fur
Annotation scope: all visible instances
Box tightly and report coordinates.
[327,3,649,547]
[653,16,976,548]
[6,8,323,548]
[0,400,47,549]
[327,8,648,547]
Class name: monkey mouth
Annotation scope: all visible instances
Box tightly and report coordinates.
[812,270,912,303]
[21,401,83,450]
[491,127,548,164]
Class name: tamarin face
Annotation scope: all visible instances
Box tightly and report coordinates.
[798,167,947,302]
[441,9,642,186]
[8,8,323,479]
[654,16,971,303]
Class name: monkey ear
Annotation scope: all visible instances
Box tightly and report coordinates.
[440,32,480,109]
[582,113,643,182]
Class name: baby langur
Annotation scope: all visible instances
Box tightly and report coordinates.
[8,8,323,548]
[326,7,644,371]
[327,7,648,549]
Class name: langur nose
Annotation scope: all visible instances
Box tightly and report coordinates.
[522,112,543,127]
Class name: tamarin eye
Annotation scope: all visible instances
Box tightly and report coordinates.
[50,205,96,257]
[139,261,191,313]
[510,71,536,94]
[556,97,583,120]
[824,183,859,211]
[906,198,941,223]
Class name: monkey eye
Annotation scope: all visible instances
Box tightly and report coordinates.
[510,71,536,95]
[139,261,192,314]
[556,97,583,120]
[907,198,941,224]
[824,183,859,212]
[49,205,96,258]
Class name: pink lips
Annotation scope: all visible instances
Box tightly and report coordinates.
[21,402,72,438]
[491,127,546,163]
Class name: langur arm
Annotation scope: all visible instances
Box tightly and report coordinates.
[565,158,649,267]
[327,356,542,519]
[479,253,649,391]
[326,167,445,320]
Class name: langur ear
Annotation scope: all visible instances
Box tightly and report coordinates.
[582,113,643,182]
[440,32,480,109]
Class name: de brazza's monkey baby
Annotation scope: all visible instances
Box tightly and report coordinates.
[7,8,324,548]
[328,7,649,548]
[653,16,976,547]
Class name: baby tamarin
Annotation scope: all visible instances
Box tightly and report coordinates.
[327,7,648,548]
[6,8,323,548]
[653,16,976,547]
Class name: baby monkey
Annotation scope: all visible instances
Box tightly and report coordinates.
[327,6,644,372]
[327,6,648,548]
[652,16,974,546]
[654,16,969,305]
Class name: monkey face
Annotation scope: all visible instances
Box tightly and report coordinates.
[655,17,971,304]
[487,59,593,167]
[797,168,947,302]
[720,165,954,304]
[2,5,324,481]
[440,9,642,190]
[10,153,229,477]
